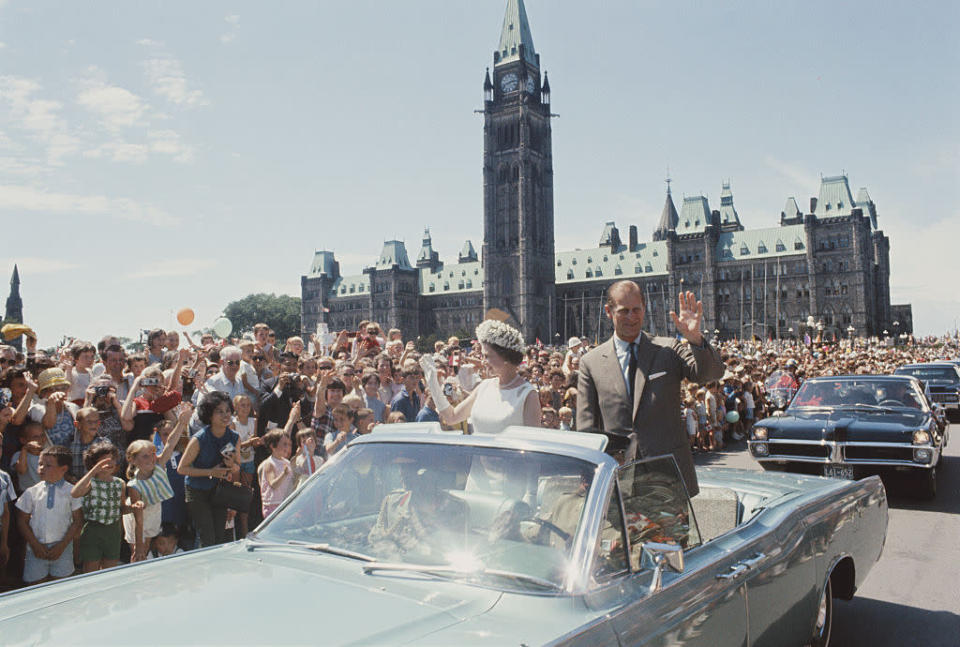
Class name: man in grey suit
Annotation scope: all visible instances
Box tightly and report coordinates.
[577,281,724,496]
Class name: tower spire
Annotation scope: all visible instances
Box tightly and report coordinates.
[495,0,537,67]
[5,264,24,352]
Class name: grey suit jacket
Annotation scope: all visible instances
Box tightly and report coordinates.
[576,333,724,497]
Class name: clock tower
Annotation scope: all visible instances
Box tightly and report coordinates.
[482,0,555,343]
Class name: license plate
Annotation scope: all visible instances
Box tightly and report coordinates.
[823,464,854,479]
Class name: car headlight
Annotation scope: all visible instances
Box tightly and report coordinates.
[752,427,768,441]
[912,430,931,445]
[752,442,769,456]
[913,447,932,463]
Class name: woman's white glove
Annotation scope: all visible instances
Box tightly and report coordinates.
[418,355,451,412]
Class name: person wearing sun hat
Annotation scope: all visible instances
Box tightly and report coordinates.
[420,319,541,434]
[562,336,583,377]
[24,368,80,447]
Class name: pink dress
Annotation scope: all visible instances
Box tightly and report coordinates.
[258,455,295,516]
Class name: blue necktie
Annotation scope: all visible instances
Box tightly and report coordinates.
[46,480,64,509]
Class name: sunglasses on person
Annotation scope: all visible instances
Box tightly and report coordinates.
[0,358,15,366]
[224,360,241,366]
[252,356,265,361]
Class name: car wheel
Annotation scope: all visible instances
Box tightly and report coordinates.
[916,467,937,500]
[809,577,833,647]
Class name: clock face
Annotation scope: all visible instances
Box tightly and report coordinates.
[500,73,518,93]
[525,76,536,94]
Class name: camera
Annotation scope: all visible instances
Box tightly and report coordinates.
[94,385,111,398]
[220,443,236,458]
[141,377,161,387]
[442,383,454,396]
[0,387,10,408]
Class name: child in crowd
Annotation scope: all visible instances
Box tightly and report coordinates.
[325,404,358,455]
[28,369,79,447]
[0,450,14,572]
[354,408,376,434]
[258,428,295,517]
[146,523,183,560]
[66,341,97,407]
[71,441,142,572]
[386,411,407,424]
[683,396,699,451]
[16,446,83,583]
[293,428,324,488]
[557,406,574,430]
[696,389,713,451]
[231,394,260,537]
[69,407,101,482]
[122,407,190,562]
[12,422,45,493]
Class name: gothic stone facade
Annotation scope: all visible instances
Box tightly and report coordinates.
[300,0,902,344]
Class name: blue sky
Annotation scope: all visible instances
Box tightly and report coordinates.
[1,0,957,343]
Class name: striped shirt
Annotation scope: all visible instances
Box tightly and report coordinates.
[128,468,174,507]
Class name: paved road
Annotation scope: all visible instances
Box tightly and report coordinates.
[694,425,960,647]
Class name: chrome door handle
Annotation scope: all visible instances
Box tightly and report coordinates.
[716,564,748,580]
[740,553,767,569]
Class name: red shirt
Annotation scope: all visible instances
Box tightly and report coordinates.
[133,390,182,414]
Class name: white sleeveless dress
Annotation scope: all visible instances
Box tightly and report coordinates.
[469,378,536,434]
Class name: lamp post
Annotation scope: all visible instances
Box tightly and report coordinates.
[713,328,720,343]
[892,320,900,345]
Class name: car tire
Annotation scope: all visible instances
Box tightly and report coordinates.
[808,576,833,647]
[916,467,937,500]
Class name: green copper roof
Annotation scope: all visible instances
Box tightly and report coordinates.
[814,175,855,217]
[715,225,806,262]
[556,241,669,283]
[496,0,537,67]
[376,240,412,270]
[675,196,712,236]
[420,262,482,295]
[331,274,369,298]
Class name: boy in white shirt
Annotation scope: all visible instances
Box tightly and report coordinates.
[15,446,83,584]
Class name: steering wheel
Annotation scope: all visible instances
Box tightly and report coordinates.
[877,399,904,407]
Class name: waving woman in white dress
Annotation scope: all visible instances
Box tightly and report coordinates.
[420,320,541,433]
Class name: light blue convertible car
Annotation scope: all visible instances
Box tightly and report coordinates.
[0,424,887,646]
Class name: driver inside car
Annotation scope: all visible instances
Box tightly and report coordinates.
[367,463,468,561]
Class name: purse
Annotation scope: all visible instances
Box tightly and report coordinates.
[212,480,253,512]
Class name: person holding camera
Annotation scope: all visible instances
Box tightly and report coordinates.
[120,366,182,445]
[258,351,311,437]
[176,391,239,547]
[82,376,132,453]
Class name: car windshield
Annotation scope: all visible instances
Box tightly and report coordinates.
[258,441,597,589]
[790,379,926,410]
[895,367,959,383]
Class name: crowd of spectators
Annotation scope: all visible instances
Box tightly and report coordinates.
[0,320,955,590]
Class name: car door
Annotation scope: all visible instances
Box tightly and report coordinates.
[599,456,749,647]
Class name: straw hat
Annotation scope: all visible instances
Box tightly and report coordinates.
[37,367,70,393]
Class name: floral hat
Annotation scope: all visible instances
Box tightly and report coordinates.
[475,320,525,354]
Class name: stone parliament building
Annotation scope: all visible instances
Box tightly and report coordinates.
[301,0,910,345]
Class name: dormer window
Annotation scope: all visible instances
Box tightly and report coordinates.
[614,264,623,275]
[595,267,602,277]
[571,258,577,265]
[429,283,435,293]
[837,201,843,209]
[585,269,593,278]
[567,269,574,279]
[757,243,767,254]
[776,240,786,252]
[645,263,653,272]
[825,203,832,211]
[557,259,562,266]
[740,244,749,256]
[587,256,593,263]
[635,264,642,273]
[466,279,472,288]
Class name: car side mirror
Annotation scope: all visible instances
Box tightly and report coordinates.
[644,541,684,594]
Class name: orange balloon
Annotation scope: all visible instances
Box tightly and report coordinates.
[176,308,195,326]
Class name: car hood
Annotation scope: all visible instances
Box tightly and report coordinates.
[758,409,927,442]
[925,380,959,389]
[0,543,502,646]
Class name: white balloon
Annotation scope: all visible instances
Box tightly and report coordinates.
[212,317,233,338]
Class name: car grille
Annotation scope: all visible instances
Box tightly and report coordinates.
[769,443,830,459]
[844,446,914,462]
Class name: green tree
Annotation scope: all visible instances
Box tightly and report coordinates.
[222,293,302,342]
